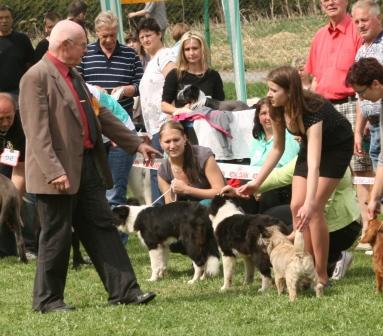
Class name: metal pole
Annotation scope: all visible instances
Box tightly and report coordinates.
[203,0,211,49]
[221,0,247,102]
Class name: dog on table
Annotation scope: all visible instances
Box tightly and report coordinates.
[112,201,220,283]
[209,195,289,292]
[262,227,324,301]
[0,174,27,262]
[360,218,383,293]
[177,84,250,112]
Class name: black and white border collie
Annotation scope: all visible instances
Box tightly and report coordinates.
[112,201,220,283]
[209,195,289,291]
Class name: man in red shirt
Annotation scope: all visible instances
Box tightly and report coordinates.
[306,0,361,101]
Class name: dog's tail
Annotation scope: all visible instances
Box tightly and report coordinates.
[205,255,220,277]
[294,230,305,253]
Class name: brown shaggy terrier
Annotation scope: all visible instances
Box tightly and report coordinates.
[360,218,383,293]
[265,228,324,301]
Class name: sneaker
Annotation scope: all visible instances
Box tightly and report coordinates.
[331,251,353,280]
[355,242,372,251]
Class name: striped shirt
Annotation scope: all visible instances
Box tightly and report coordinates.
[78,41,143,113]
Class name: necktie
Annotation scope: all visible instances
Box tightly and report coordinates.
[69,68,98,144]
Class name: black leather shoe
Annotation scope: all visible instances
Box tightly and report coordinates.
[131,292,156,305]
[42,304,76,313]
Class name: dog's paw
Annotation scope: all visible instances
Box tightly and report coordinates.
[257,287,268,293]
[220,285,230,292]
[147,276,159,282]
[315,283,324,297]
[187,279,198,285]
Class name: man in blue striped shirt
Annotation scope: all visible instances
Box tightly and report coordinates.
[78,11,143,208]
[78,11,143,115]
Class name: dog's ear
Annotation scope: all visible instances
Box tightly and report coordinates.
[112,206,130,223]
[209,195,226,216]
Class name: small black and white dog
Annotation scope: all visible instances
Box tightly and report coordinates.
[112,201,220,283]
[209,195,289,291]
[0,174,27,262]
[177,84,250,111]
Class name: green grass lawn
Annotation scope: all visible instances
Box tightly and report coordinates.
[224,82,268,101]
[1,235,382,336]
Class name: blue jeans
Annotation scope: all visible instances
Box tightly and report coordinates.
[369,124,380,171]
[105,144,135,207]
[150,133,164,205]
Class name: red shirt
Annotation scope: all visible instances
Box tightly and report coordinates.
[306,15,362,100]
[46,52,94,148]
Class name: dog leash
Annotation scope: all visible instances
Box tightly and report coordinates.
[151,186,177,206]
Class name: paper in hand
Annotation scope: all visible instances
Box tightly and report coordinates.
[111,87,124,100]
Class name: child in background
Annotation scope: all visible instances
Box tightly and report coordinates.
[170,22,190,58]
[291,57,313,90]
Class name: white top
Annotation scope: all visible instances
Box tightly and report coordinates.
[139,48,175,135]
[193,109,256,160]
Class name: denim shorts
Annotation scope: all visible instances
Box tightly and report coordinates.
[369,123,380,171]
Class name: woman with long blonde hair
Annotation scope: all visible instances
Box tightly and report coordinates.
[161,31,224,143]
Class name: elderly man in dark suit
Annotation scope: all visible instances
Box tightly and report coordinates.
[19,20,158,313]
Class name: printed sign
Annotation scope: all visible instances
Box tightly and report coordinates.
[0,148,20,167]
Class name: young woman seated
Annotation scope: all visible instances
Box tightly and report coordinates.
[157,120,226,205]
[248,98,299,212]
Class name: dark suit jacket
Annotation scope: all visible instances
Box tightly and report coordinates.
[19,55,142,195]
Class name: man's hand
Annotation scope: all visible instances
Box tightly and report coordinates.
[354,132,364,156]
[111,85,136,99]
[122,85,136,97]
[51,174,70,192]
[137,143,162,165]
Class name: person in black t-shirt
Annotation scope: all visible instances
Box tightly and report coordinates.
[0,92,28,258]
[34,11,61,62]
[0,93,25,178]
[0,5,34,95]
[161,30,224,145]
[161,30,224,115]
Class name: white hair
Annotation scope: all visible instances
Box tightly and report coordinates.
[94,11,118,31]
[352,0,381,16]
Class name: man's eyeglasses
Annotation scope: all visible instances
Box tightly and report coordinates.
[355,86,369,97]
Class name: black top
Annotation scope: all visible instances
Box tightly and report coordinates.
[0,113,25,163]
[34,38,49,62]
[288,100,352,149]
[0,31,35,93]
[162,68,225,107]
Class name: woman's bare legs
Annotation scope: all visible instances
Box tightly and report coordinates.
[291,176,340,284]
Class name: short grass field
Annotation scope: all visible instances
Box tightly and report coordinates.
[0,235,382,336]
